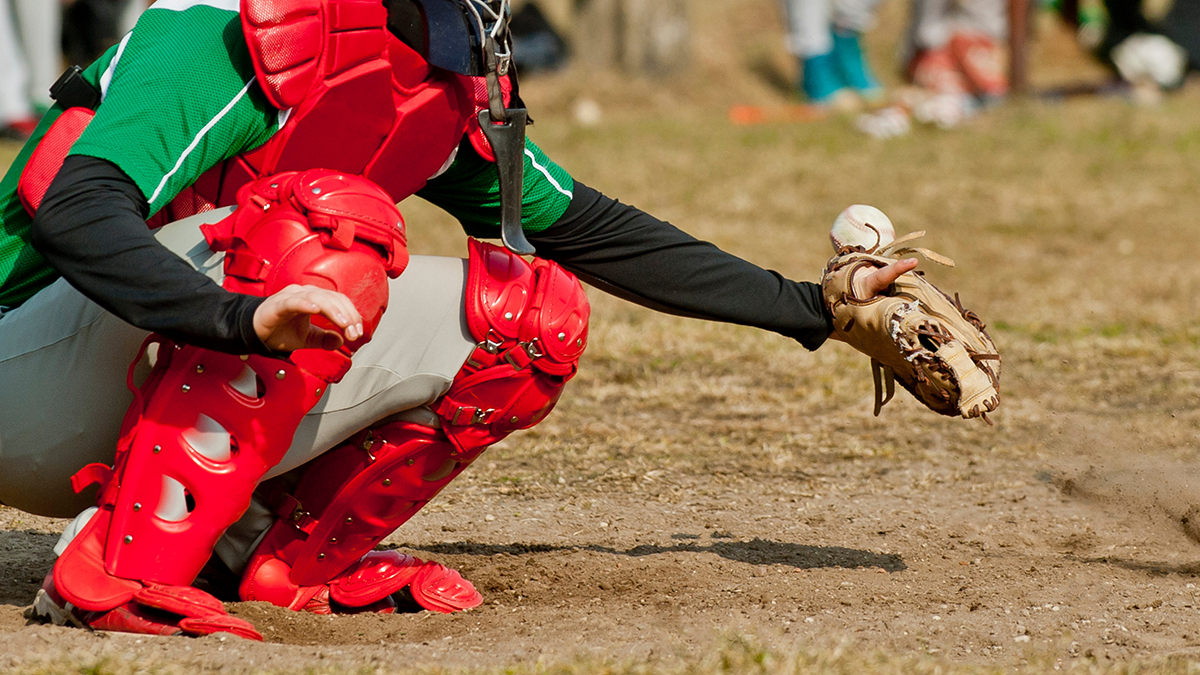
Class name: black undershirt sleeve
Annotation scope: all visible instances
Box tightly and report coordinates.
[30,154,268,355]
[527,181,834,351]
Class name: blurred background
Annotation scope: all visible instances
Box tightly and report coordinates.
[1,0,1198,137]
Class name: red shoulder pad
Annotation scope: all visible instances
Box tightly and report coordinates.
[242,0,389,109]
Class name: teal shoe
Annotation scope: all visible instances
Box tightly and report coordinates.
[832,29,883,101]
[801,52,849,105]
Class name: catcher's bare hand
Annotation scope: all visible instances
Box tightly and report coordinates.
[829,258,918,342]
[254,284,364,353]
[852,258,918,299]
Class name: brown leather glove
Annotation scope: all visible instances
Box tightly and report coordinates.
[822,231,1001,424]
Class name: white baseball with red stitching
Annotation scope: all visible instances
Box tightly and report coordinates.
[830,204,895,252]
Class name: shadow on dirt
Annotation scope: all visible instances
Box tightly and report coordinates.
[1066,554,1200,577]
[403,537,907,572]
[0,530,58,607]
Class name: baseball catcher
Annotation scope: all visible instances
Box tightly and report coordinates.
[0,0,997,640]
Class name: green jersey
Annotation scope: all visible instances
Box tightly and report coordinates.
[0,0,573,309]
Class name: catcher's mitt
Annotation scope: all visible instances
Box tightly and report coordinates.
[821,231,1001,424]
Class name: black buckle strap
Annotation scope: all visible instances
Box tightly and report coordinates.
[50,66,101,111]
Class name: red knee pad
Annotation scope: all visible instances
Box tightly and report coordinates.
[435,238,590,453]
[238,239,587,614]
[202,169,408,376]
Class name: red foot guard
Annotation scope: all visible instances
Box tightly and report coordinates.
[31,570,261,640]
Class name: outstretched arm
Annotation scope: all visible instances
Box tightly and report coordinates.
[528,182,835,351]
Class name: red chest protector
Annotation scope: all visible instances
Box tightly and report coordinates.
[151,0,510,225]
[22,0,510,224]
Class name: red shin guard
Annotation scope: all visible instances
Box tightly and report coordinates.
[49,171,407,637]
[240,240,590,615]
[240,422,486,613]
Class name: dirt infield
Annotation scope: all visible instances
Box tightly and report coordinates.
[4,2,1200,673]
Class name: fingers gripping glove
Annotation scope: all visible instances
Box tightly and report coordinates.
[821,231,1001,423]
[50,170,407,639]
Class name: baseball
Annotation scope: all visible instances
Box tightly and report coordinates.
[830,204,896,252]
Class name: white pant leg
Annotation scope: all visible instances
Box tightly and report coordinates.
[11,0,60,109]
[0,0,31,124]
[909,0,954,50]
[0,208,474,518]
[833,0,886,34]
[780,0,834,57]
[953,0,1008,40]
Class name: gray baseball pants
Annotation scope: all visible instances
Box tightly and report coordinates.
[0,208,477,520]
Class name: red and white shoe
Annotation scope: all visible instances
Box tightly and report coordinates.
[240,547,482,615]
[949,32,1008,99]
[28,572,263,640]
[908,47,969,96]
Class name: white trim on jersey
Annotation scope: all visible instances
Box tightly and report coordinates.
[525,148,572,198]
[99,32,133,103]
[148,0,241,13]
[149,77,257,205]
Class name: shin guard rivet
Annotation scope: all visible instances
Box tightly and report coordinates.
[344,517,353,524]
[153,445,161,454]
[276,370,286,380]
[182,385,191,393]
[317,553,326,560]
[406,459,414,466]
[133,503,141,511]
[329,537,337,544]
[510,416,519,423]
[123,535,133,544]
[382,479,391,486]
[558,332,566,341]
[196,365,205,374]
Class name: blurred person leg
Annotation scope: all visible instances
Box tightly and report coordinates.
[0,0,35,139]
[780,0,855,105]
[948,0,1009,98]
[905,0,969,93]
[11,0,62,112]
[831,0,886,99]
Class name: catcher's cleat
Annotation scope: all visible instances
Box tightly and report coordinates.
[28,571,263,640]
[241,546,481,614]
